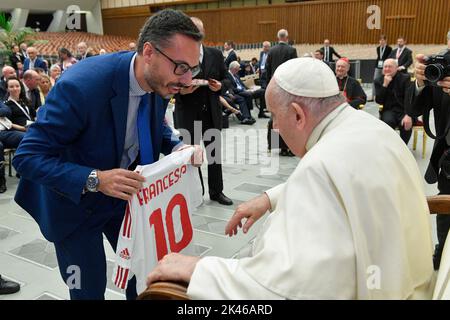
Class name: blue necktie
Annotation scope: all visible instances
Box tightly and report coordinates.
[137,93,153,165]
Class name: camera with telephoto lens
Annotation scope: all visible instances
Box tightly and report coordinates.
[424,49,450,83]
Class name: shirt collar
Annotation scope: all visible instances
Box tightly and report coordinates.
[199,44,204,64]
[306,103,348,151]
[129,53,147,97]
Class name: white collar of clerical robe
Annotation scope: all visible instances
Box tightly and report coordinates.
[306,102,349,151]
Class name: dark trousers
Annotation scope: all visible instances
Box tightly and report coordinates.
[267,118,288,151]
[0,130,25,162]
[237,89,266,116]
[224,94,251,119]
[380,110,412,144]
[53,207,137,300]
[176,107,223,196]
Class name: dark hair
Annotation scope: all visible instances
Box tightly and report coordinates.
[225,41,234,48]
[59,47,73,60]
[380,34,387,40]
[137,9,203,54]
[5,77,31,107]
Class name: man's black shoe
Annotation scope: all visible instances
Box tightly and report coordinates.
[241,118,254,125]
[0,276,20,295]
[258,114,270,119]
[0,181,6,193]
[210,192,233,206]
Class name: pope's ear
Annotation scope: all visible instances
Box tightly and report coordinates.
[291,102,306,129]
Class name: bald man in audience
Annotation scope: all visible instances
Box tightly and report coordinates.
[23,47,47,73]
[321,39,341,63]
[147,58,434,299]
[0,66,17,100]
[22,70,42,111]
[335,58,367,109]
[258,41,271,88]
[374,58,413,144]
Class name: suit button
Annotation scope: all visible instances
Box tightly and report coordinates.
[86,209,93,215]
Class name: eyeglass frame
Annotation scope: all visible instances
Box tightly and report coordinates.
[152,45,201,77]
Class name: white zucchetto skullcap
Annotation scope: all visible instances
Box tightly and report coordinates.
[273,57,340,98]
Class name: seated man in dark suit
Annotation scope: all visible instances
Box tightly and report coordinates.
[335,58,367,109]
[23,47,47,73]
[375,58,413,144]
[222,74,255,125]
[226,61,268,119]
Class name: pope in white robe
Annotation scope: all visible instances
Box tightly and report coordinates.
[147,57,435,300]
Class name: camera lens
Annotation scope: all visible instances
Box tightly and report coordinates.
[425,64,444,82]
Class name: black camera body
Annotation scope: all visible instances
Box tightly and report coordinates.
[424,49,450,83]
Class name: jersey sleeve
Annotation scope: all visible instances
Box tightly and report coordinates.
[112,200,136,290]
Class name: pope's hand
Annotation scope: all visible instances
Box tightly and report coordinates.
[146,253,200,286]
[97,169,145,201]
[225,193,271,237]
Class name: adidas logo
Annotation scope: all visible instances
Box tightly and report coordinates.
[119,248,131,260]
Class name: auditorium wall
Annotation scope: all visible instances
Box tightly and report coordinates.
[102,0,450,44]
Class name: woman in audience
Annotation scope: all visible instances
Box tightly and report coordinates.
[49,64,61,85]
[58,48,77,73]
[39,74,52,105]
[4,77,36,132]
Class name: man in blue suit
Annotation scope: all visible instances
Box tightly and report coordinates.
[23,47,47,73]
[13,9,203,300]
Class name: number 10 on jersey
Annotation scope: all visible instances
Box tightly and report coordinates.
[149,193,193,261]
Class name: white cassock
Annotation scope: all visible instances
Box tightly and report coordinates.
[187,103,435,299]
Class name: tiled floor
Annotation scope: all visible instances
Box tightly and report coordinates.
[0,91,439,300]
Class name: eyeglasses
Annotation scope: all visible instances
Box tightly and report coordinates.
[154,46,201,77]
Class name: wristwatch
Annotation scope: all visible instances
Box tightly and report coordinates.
[85,170,99,192]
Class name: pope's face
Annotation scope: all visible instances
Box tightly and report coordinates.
[266,81,304,157]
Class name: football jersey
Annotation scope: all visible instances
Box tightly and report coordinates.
[112,147,203,293]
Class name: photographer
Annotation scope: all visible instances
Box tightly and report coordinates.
[408,30,450,269]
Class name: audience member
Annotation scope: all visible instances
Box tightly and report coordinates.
[76,42,93,60]
[58,48,78,73]
[335,58,367,109]
[22,70,42,111]
[389,36,413,73]
[23,47,47,73]
[321,39,341,63]
[265,28,297,156]
[224,40,237,69]
[375,58,413,144]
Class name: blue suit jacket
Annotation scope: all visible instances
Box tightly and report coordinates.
[23,57,48,72]
[13,51,181,242]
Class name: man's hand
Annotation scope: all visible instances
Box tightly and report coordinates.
[208,79,222,92]
[177,144,203,167]
[414,54,427,87]
[383,75,393,87]
[225,193,271,237]
[146,253,200,286]
[437,76,450,96]
[179,85,199,95]
[401,115,413,131]
[97,169,145,201]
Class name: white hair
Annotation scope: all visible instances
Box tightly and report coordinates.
[229,61,240,71]
[277,29,288,40]
[270,80,345,119]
